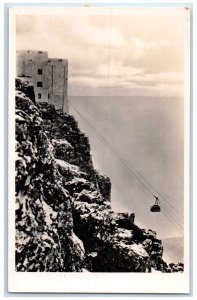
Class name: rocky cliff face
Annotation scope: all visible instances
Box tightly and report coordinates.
[15,78,183,273]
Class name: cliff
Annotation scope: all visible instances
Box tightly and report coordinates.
[15,78,184,273]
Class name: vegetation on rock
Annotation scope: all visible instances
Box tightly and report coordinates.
[15,78,184,273]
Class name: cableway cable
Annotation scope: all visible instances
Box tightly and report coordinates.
[69,101,183,233]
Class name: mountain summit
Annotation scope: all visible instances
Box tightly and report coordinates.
[15,78,184,273]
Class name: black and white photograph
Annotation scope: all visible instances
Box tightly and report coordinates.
[8,4,190,293]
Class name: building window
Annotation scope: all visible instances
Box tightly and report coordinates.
[38,93,41,99]
[48,93,50,99]
[58,59,63,62]
[38,69,42,75]
[38,51,43,54]
[37,81,43,87]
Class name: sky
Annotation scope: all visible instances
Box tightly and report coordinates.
[16,7,189,97]
[16,7,189,239]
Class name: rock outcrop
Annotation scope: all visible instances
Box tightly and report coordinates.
[15,78,184,273]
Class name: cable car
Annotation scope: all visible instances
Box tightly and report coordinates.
[150,195,161,212]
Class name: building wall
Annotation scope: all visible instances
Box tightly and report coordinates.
[16,50,68,112]
[47,58,68,111]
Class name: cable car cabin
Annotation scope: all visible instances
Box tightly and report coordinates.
[150,204,161,212]
[150,195,161,212]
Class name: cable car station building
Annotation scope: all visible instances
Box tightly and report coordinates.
[16,50,68,112]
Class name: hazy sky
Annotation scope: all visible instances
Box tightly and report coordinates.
[16,7,189,96]
[16,7,189,239]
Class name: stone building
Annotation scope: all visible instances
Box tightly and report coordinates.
[16,50,68,112]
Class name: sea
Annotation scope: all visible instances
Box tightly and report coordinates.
[69,95,184,263]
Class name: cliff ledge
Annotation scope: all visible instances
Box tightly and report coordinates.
[15,78,184,273]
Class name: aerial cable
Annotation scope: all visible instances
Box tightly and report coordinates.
[162,201,183,223]
[122,155,183,227]
[69,102,155,201]
[162,205,183,228]
[123,156,180,211]
[162,205,183,229]
[69,102,183,229]
[115,151,183,225]
[161,207,183,233]
[123,155,183,219]
[70,102,182,215]
[102,8,113,170]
